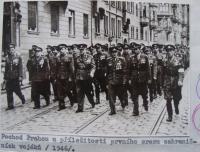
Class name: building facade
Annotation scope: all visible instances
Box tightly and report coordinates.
[1,1,190,84]
[2,1,190,55]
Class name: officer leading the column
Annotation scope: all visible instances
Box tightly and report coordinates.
[129,44,151,116]
[106,47,127,115]
[74,44,96,113]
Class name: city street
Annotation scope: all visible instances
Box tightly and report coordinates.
[0,69,190,136]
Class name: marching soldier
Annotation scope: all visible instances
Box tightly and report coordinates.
[4,43,26,110]
[74,44,96,113]
[121,44,131,106]
[163,45,184,122]
[27,45,37,83]
[56,44,75,111]
[153,44,163,96]
[27,45,37,102]
[93,44,108,104]
[129,45,151,116]
[106,47,127,115]
[46,45,58,101]
[146,46,157,102]
[30,46,50,109]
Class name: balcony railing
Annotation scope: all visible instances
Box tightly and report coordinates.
[140,16,149,27]
[157,11,173,18]
[150,20,158,29]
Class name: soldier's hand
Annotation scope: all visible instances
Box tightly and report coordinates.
[153,77,157,80]
[128,80,131,85]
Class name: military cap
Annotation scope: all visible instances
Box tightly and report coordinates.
[140,43,145,47]
[102,44,108,51]
[95,43,101,48]
[117,43,123,47]
[117,46,123,51]
[152,44,160,49]
[53,46,59,51]
[110,47,118,53]
[71,44,78,49]
[130,42,138,47]
[165,45,175,51]
[79,44,87,50]
[67,45,73,50]
[35,46,43,52]
[79,44,84,50]
[58,44,68,50]
[32,45,38,49]
[104,43,109,47]
[46,45,55,51]
[123,44,129,49]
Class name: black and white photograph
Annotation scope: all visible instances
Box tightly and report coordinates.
[0,0,190,137]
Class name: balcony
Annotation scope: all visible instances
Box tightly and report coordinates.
[171,4,177,8]
[157,11,173,19]
[181,31,187,38]
[149,3,158,8]
[140,16,149,27]
[150,20,158,29]
[164,26,172,34]
[171,16,180,23]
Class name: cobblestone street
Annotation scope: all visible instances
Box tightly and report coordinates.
[0,70,190,136]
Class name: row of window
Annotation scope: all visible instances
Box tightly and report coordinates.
[130,26,139,40]
[106,1,139,16]
[95,13,122,38]
[27,2,155,41]
[28,2,89,37]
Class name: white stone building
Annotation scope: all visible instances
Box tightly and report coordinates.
[1,1,190,85]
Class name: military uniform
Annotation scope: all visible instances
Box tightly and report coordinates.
[121,45,132,106]
[46,45,58,101]
[56,44,75,110]
[30,47,50,109]
[106,47,127,115]
[129,48,150,116]
[74,45,96,113]
[163,45,184,122]
[93,45,108,104]
[4,44,25,110]
[154,45,163,96]
[147,49,157,102]
[27,45,37,102]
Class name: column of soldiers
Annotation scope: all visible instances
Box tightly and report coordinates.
[4,42,189,122]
